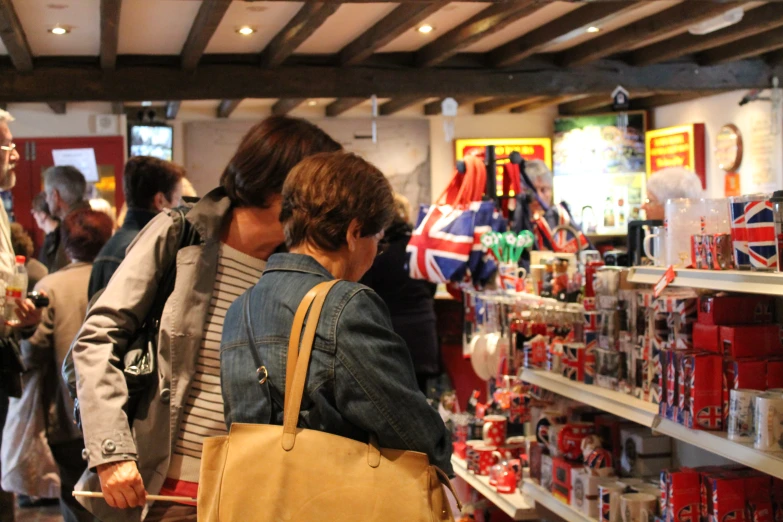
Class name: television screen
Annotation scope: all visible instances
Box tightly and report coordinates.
[129,124,173,161]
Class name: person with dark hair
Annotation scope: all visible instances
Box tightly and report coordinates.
[44,165,90,272]
[14,209,112,522]
[9,223,48,291]
[221,152,453,479]
[31,192,60,273]
[88,156,184,299]
[70,116,341,522]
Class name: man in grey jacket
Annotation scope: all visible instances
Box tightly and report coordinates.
[44,165,90,273]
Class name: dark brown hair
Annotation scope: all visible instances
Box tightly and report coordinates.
[220,116,341,208]
[124,156,185,210]
[62,209,114,263]
[281,152,395,251]
[9,223,33,259]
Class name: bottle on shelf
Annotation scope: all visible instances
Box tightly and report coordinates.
[4,255,27,326]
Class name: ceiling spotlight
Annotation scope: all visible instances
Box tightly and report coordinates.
[236,26,256,36]
[307,100,318,107]
[418,24,434,35]
[49,26,69,35]
[586,26,600,34]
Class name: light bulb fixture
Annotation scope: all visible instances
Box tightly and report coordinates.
[307,100,318,107]
[689,7,743,35]
[236,26,256,36]
[418,24,434,35]
[586,26,600,34]
[49,26,70,35]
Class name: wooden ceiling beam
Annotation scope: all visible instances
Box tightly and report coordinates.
[510,95,581,114]
[339,1,449,66]
[272,98,306,115]
[423,96,479,116]
[558,95,612,115]
[561,1,745,67]
[489,2,641,68]
[326,98,366,117]
[700,26,783,65]
[379,97,424,116]
[633,4,783,66]
[629,92,716,111]
[100,0,123,70]
[0,60,777,102]
[0,0,33,71]
[165,101,181,119]
[181,0,232,70]
[474,96,546,114]
[416,1,545,68]
[217,99,242,118]
[47,102,66,114]
[261,3,339,68]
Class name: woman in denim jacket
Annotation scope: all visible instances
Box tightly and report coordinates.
[221,152,453,474]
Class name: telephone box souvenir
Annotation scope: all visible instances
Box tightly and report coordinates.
[552,457,582,503]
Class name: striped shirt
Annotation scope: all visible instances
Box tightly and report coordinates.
[167,243,266,482]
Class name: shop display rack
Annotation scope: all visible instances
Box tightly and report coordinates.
[520,479,596,522]
[451,456,538,520]
[520,368,783,480]
[627,266,783,296]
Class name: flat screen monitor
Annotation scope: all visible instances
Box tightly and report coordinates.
[129,123,173,161]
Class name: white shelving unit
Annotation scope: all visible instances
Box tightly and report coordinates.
[520,368,783,480]
[521,479,595,522]
[451,456,538,520]
[627,266,783,296]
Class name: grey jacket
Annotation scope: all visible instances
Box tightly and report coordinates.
[71,188,230,521]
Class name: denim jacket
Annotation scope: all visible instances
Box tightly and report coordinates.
[220,253,453,474]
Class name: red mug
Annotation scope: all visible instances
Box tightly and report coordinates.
[465,440,484,474]
[483,415,508,446]
[453,441,467,460]
[557,422,595,461]
[471,445,500,476]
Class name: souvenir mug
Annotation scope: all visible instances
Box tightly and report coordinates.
[665,198,703,267]
[621,493,657,522]
[483,415,508,446]
[642,226,666,266]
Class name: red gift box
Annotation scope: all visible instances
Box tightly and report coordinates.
[663,469,701,522]
[657,293,698,350]
[720,325,782,359]
[709,476,747,522]
[698,295,776,326]
[679,353,723,430]
[694,323,721,354]
[748,501,773,522]
[768,360,783,389]
[551,457,582,503]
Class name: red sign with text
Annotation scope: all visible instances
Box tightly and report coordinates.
[645,124,706,188]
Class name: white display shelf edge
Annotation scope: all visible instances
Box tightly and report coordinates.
[520,369,783,480]
[627,266,783,296]
[521,479,596,522]
[451,456,538,520]
[521,369,659,428]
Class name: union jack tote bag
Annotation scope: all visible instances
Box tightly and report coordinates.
[407,203,477,283]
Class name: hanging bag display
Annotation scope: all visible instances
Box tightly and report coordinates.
[198,280,460,522]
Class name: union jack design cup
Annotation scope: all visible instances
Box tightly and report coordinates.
[745,196,777,271]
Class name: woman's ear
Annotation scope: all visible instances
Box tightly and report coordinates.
[346,218,362,253]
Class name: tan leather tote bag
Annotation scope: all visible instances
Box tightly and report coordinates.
[198,280,460,522]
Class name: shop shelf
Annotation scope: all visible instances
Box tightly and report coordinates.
[520,369,659,427]
[451,456,538,520]
[521,479,596,522]
[627,266,783,296]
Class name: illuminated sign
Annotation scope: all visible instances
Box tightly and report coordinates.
[645,124,706,188]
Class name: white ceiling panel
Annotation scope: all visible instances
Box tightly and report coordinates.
[118,0,202,55]
[296,3,399,54]
[378,2,490,53]
[204,2,304,54]
[540,1,681,52]
[14,0,100,56]
[463,2,580,53]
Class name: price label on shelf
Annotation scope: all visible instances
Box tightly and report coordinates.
[653,265,676,298]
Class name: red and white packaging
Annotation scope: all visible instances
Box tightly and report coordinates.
[698,295,776,326]
[720,325,782,358]
[679,353,723,431]
[693,323,721,354]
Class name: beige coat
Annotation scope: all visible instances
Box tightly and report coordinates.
[71,189,230,521]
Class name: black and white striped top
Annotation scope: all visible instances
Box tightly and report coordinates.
[168,243,265,482]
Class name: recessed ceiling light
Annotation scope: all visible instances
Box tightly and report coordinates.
[49,26,70,35]
[418,24,434,35]
[236,26,256,36]
[586,26,600,34]
[307,100,318,107]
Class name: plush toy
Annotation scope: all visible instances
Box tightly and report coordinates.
[580,434,614,476]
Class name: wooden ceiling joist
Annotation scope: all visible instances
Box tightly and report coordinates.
[629,92,715,111]
[0,0,33,71]
[561,1,745,67]
[326,98,366,117]
[510,96,580,114]
[489,2,641,68]
[260,3,339,68]
[558,95,612,115]
[339,1,449,66]
[272,98,306,115]
[47,102,66,114]
[217,99,242,118]
[379,97,423,116]
[181,0,232,70]
[474,96,546,115]
[416,1,546,68]
[700,26,783,66]
[632,4,783,66]
[100,0,123,70]
[165,101,181,120]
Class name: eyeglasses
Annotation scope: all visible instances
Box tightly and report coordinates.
[0,143,15,153]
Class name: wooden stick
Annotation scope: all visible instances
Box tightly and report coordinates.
[73,491,197,503]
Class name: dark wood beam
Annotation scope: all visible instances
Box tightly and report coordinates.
[217,99,242,118]
[416,1,545,68]
[0,60,778,102]
[475,96,546,114]
[165,101,181,119]
[181,0,232,70]
[326,98,365,117]
[111,102,124,115]
[629,92,716,112]
[766,48,783,67]
[558,95,611,115]
[423,96,479,116]
[633,4,783,66]
[0,0,33,71]
[339,1,449,66]
[561,1,745,67]
[47,102,66,114]
[272,98,306,115]
[489,2,640,68]
[510,95,581,114]
[700,26,783,66]
[100,0,122,70]
[261,3,339,68]
[379,97,424,116]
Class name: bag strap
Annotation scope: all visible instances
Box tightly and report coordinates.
[434,466,463,511]
[281,280,339,451]
[284,285,322,412]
